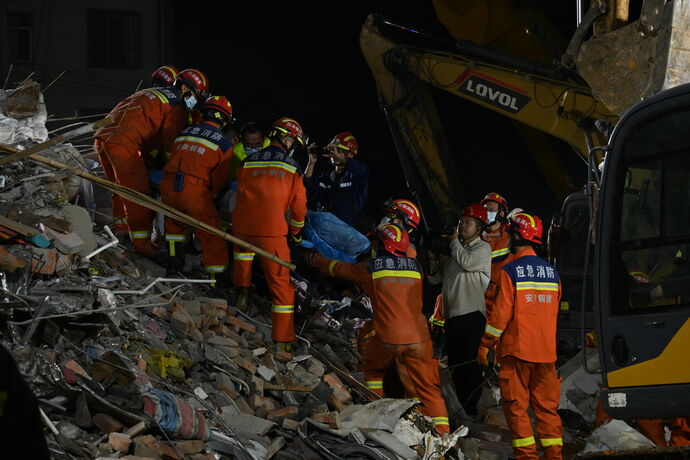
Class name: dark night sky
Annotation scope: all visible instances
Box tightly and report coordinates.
[172,1,581,227]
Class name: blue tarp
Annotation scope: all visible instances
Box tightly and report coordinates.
[302,210,371,263]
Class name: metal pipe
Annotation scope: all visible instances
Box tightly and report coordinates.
[111,277,214,295]
[84,225,119,260]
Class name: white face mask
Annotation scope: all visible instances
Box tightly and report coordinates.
[486,211,498,224]
[184,93,198,110]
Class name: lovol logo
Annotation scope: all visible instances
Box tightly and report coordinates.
[458,75,530,114]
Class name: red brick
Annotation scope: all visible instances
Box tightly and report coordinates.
[267,406,299,423]
[312,411,341,429]
[108,432,131,453]
[31,247,57,274]
[275,351,292,362]
[92,413,124,433]
[226,315,257,333]
[323,372,352,409]
[0,247,26,272]
[234,357,257,375]
[173,440,204,455]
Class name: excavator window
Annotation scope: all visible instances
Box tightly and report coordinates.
[609,107,690,315]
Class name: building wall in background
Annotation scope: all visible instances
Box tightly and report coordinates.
[0,0,173,118]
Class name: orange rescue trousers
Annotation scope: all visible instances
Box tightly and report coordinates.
[233,232,295,343]
[498,356,563,460]
[95,139,154,240]
[362,336,449,435]
[159,175,228,275]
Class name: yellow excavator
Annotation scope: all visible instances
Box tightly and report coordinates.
[360,0,690,420]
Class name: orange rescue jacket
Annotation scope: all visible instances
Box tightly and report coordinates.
[232,145,307,237]
[95,87,188,161]
[480,247,561,363]
[162,122,233,194]
[313,253,430,345]
[482,226,513,304]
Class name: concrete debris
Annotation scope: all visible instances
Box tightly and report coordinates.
[582,419,656,453]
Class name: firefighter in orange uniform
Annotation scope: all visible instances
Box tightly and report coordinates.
[94,69,210,257]
[481,192,513,315]
[232,117,307,349]
[477,212,563,460]
[308,224,450,435]
[160,96,234,279]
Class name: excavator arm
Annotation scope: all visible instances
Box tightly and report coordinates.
[360,14,616,222]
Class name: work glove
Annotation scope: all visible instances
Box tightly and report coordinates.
[476,345,490,367]
[289,232,303,247]
[430,325,446,360]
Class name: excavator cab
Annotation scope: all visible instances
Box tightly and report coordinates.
[596,82,690,419]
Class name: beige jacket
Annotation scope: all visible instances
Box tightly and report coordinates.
[428,236,491,319]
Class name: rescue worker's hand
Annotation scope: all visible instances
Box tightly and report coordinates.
[289,233,303,248]
[477,346,490,366]
[326,144,347,163]
[307,143,319,164]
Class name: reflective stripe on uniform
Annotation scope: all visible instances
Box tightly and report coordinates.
[174,135,218,150]
[271,305,294,314]
[366,380,383,389]
[512,436,536,447]
[289,218,304,228]
[234,252,255,261]
[485,324,503,337]
[165,234,186,242]
[371,270,421,280]
[328,260,339,276]
[516,282,559,291]
[145,89,169,104]
[430,318,445,327]
[540,437,563,447]
[243,161,297,174]
[433,416,449,426]
[492,248,510,259]
[130,231,150,240]
[206,265,226,273]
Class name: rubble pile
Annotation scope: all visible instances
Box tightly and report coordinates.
[0,84,470,459]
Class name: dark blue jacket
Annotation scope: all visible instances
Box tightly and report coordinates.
[304,158,369,226]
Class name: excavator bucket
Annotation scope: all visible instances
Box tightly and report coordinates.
[576,0,690,115]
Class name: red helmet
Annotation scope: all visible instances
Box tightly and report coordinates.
[269,117,305,145]
[511,212,543,244]
[383,198,421,230]
[151,65,179,87]
[376,223,409,257]
[481,192,508,212]
[329,132,358,155]
[201,96,233,125]
[174,68,210,98]
[462,203,488,224]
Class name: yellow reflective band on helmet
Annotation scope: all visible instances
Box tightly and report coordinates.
[512,436,536,447]
[233,252,255,261]
[161,65,177,78]
[289,218,304,228]
[366,380,383,389]
[206,265,226,273]
[328,260,339,276]
[175,135,218,150]
[145,89,170,104]
[271,305,294,314]
[372,270,421,280]
[492,248,510,258]
[130,231,151,240]
[540,437,563,447]
[433,416,449,426]
[516,282,559,291]
[244,161,297,174]
[485,324,503,337]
